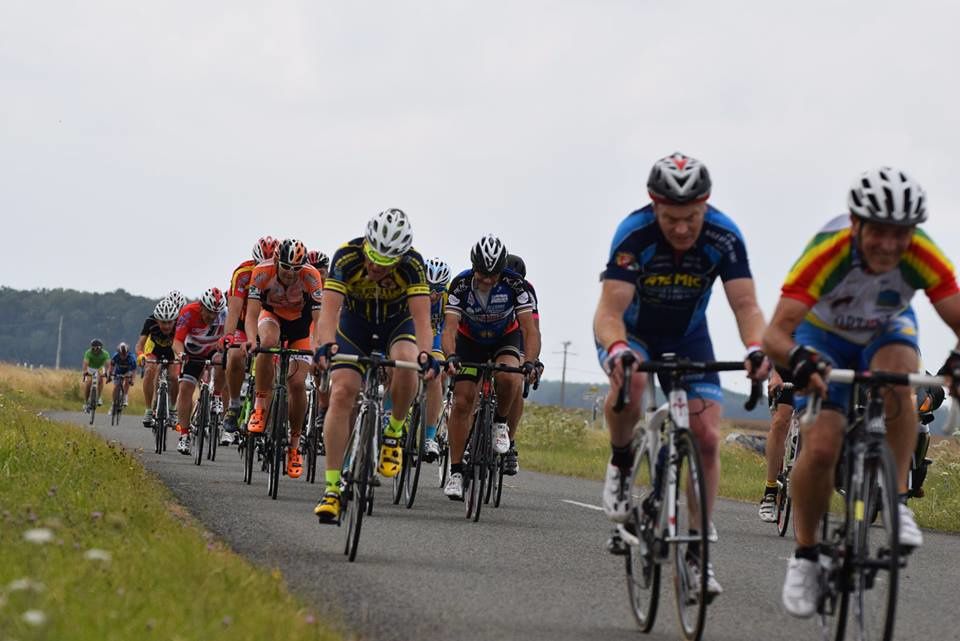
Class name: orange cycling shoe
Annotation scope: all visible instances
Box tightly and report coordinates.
[286,447,303,479]
[175,423,189,435]
[247,408,266,433]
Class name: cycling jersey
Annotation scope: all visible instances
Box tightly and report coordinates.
[110,352,137,374]
[175,302,226,356]
[445,268,533,344]
[603,204,752,339]
[83,348,110,369]
[430,284,447,336]
[140,315,175,359]
[248,262,323,321]
[228,259,257,331]
[325,238,430,323]
[782,215,958,345]
[524,278,540,320]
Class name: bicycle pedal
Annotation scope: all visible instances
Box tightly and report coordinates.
[607,533,629,556]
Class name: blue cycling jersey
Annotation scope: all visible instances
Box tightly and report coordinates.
[430,283,447,337]
[111,352,137,374]
[446,268,532,344]
[603,204,752,340]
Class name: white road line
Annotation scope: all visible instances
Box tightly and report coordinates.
[561,499,604,511]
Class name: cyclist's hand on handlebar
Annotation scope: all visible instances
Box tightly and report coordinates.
[789,344,829,397]
[313,342,338,370]
[744,345,771,381]
[444,354,461,376]
[602,340,639,388]
[522,360,539,386]
[937,350,960,398]
[418,351,440,380]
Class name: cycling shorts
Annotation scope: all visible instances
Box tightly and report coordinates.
[454,331,523,383]
[258,309,312,351]
[594,328,723,403]
[333,308,416,374]
[180,353,218,385]
[794,307,920,414]
[144,343,175,362]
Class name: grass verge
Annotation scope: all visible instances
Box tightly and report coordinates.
[0,367,338,641]
[0,362,148,415]
[516,404,960,533]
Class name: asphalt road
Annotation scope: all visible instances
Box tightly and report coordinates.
[54,410,959,641]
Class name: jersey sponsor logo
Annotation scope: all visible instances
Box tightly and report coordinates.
[829,295,855,311]
[447,294,460,306]
[615,251,638,270]
[516,291,530,305]
[642,273,703,288]
[831,315,883,332]
[490,293,509,303]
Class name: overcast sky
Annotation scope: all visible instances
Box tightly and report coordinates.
[4,1,960,390]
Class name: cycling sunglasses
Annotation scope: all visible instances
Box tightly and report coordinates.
[278,261,304,272]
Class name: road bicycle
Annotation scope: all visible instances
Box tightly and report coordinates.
[773,383,801,537]
[83,368,102,425]
[459,361,528,522]
[392,381,427,509]
[150,358,177,455]
[330,351,422,562]
[805,369,949,641]
[108,373,134,426]
[610,353,759,641]
[302,368,328,484]
[185,355,224,466]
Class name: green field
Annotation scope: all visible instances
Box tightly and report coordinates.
[0,364,339,641]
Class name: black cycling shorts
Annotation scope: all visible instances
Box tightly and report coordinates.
[770,365,795,409]
[333,308,416,374]
[454,331,523,383]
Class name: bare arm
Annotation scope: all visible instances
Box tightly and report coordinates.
[723,277,767,347]
[441,311,459,358]
[517,310,540,363]
[408,295,434,356]
[762,297,811,367]
[309,309,322,350]
[933,293,960,349]
[592,279,635,349]
[243,298,261,346]
[224,295,243,338]
[314,290,343,347]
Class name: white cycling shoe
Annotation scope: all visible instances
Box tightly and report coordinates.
[758,495,777,523]
[493,423,510,454]
[782,556,819,618]
[898,503,923,549]
[444,472,464,500]
[176,436,191,456]
[602,462,632,523]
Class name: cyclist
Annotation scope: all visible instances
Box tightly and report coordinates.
[81,338,110,412]
[762,167,960,618]
[107,342,137,411]
[307,249,330,279]
[221,236,277,440]
[244,239,324,479]
[167,289,188,312]
[441,235,540,500]
[758,367,795,522]
[173,288,228,455]
[593,152,770,600]
[423,256,451,461]
[137,297,182,427]
[502,252,544,475]
[312,208,438,523]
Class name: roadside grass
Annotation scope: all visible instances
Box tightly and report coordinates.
[0,370,339,641]
[0,362,148,415]
[517,404,960,533]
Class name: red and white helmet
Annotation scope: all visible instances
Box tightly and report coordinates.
[307,249,329,270]
[199,287,225,312]
[647,152,712,204]
[253,236,278,263]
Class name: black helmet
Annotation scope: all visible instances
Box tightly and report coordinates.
[505,254,527,278]
[470,234,508,274]
[91,338,103,348]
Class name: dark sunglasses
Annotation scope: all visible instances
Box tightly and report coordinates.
[279,261,304,272]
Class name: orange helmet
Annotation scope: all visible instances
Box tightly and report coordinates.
[277,239,307,267]
[253,236,278,263]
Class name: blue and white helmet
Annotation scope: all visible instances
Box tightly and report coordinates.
[425,257,451,286]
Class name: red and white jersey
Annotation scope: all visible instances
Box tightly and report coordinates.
[175,301,226,355]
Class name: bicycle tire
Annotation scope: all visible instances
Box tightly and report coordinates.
[464,411,484,520]
[404,396,426,509]
[833,444,900,641]
[242,433,256,485]
[347,407,375,562]
[111,384,122,425]
[776,483,792,538]
[626,447,660,632]
[472,404,492,523]
[483,455,496,505]
[207,405,219,461]
[193,388,208,466]
[493,455,505,507]
[672,429,709,641]
[268,391,286,500]
[154,390,166,455]
[88,382,98,425]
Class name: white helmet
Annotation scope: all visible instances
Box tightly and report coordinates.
[199,287,226,312]
[154,298,179,322]
[167,290,187,310]
[848,167,927,226]
[425,257,451,286]
[470,234,507,274]
[365,208,413,261]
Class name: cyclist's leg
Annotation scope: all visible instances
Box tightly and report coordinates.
[83,373,92,407]
[492,332,523,420]
[324,308,372,483]
[176,364,201,434]
[424,333,445,443]
[280,310,313,443]
[250,312,280,432]
[168,361,182,405]
[225,330,246,405]
[143,360,158,408]
[385,317,419,437]
[864,308,921,494]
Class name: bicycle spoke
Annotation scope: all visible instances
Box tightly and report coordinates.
[626,447,660,631]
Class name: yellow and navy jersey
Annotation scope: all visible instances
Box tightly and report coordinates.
[324,238,429,323]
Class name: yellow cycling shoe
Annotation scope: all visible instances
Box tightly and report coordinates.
[314,491,341,524]
[377,436,403,478]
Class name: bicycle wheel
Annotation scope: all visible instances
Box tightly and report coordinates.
[626,446,660,632]
[193,389,208,466]
[775,475,792,538]
[438,433,449,489]
[111,385,122,425]
[671,429,709,641]
[834,445,900,641]
[346,408,374,562]
[464,413,484,520]
[88,383,98,425]
[208,408,220,461]
[267,392,286,500]
[154,391,166,455]
[493,455,505,507]
[403,397,426,508]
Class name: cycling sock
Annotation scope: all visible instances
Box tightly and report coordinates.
[765,480,778,491]
[451,463,464,475]
[383,396,393,415]
[385,414,404,438]
[254,392,267,409]
[610,443,634,472]
[325,470,341,492]
[425,424,437,440]
[795,545,818,562]
[494,414,508,424]
[898,492,909,505]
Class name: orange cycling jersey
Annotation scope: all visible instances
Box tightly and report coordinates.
[228,259,258,329]
[248,262,324,321]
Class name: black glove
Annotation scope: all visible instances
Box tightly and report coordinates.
[789,345,828,390]
[313,342,338,365]
[419,351,440,377]
[522,360,536,379]
[444,354,461,374]
[534,359,544,377]
[938,350,960,397]
[745,346,768,378]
